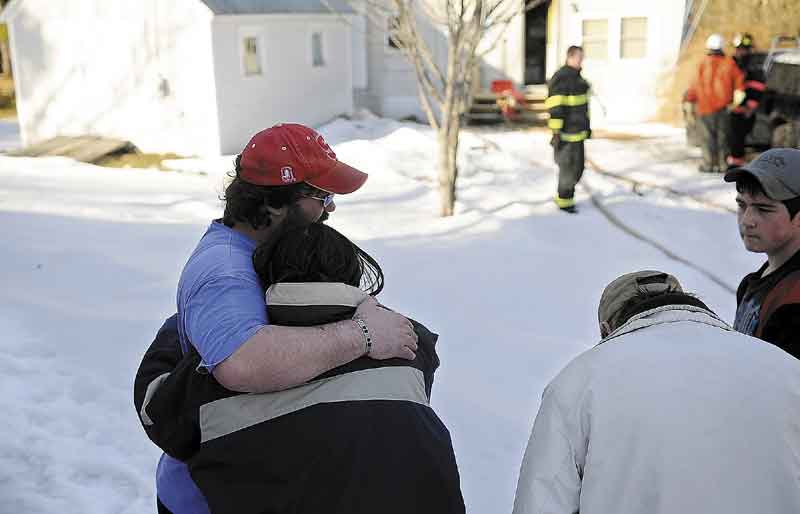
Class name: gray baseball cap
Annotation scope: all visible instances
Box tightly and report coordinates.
[598,270,683,329]
[724,148,800,201]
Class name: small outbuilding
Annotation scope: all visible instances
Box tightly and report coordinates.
[2,0,360,156]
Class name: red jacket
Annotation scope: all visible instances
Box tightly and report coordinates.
[735,250,800,359]
[686,53,745,116]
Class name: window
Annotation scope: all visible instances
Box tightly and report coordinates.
[621,17,648,59]
[581,19,608,60]
[387,15,400,49]
[312,32,325,67]
[242,36,262,76]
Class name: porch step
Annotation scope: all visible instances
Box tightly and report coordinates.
[8,135,136,163]
[466,85,550,125]
[523,84,548,101]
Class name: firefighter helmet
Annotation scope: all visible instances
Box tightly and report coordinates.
[733,33,754,48]
[706,33,724,51]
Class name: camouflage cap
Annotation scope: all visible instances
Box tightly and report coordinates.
[598,270,683,329]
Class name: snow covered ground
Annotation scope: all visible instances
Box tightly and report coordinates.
[0,119,20,151]
[0,117,762,513]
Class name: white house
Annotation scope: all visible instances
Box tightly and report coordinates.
[361,0,688,124]
[540,0,687,123]
[2,0,361,156]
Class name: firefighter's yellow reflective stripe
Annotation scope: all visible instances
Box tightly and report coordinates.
[566,94,588,106]
[544,94,588,109]
[545,95,562,109]
[560,131,589,142]
[548,118,564,130]
[554,195,576,208]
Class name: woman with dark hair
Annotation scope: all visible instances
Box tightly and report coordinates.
[254,222,384,295]
[136,224,465,514]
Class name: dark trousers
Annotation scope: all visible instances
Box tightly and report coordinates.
[698,109,730,171]
[729,112,755,160]
[157,498,173,514]
[555,140,585,200]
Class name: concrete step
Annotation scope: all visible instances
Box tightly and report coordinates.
[8,135,135,163]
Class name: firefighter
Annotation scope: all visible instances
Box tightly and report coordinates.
[728,33,766,169]
[546,45,590,213]
[685,34,745,173]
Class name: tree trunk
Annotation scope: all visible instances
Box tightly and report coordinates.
[437,110,460,217]
[0,42,9,77]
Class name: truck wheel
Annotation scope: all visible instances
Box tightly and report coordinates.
[772,122,800,149]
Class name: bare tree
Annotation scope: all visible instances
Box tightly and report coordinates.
[0,0,11,77]
[344,0,545,216]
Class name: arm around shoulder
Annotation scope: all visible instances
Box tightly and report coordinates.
[213,320,364,393]
[214,297,420,393]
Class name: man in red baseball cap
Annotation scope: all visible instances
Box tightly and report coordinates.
[238,123,367,194]
[140,123,418,514]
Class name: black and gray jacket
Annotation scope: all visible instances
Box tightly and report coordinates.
[134,283,465,514]
[735,249,800,358]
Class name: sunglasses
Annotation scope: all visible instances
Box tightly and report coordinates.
[303,192,335,208]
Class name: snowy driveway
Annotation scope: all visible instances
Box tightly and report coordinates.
[0,119,761,513]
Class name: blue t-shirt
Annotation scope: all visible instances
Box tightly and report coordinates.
[157,221,268,513]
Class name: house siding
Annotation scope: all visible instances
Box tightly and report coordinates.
[364,0,685,124]
[567,0,685,122]
[211,14,353,154]
[360,8,448,121]
[8,0,220,155]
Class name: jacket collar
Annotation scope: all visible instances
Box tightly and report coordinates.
[266,282,367,308]
[599,304,733,344]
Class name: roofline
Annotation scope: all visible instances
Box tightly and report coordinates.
[212,12,357,23]
[0,1,360,22]
[199,0,355,17]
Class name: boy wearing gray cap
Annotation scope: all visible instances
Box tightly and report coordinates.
[513,270,800,514]
[724,148,800,357]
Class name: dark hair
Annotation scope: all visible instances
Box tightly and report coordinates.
[567,45,583,58]
[610,287,710,332]
[253,223,384,295]
[221,154,309,230]
[735,174,800,219]
[734,173,766,197]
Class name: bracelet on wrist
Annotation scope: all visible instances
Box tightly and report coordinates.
[353,317,372,356]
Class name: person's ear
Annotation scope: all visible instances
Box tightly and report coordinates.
[790,209,800,228]
[600,321,612,338]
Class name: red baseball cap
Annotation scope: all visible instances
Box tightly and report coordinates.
[238,123,368,194]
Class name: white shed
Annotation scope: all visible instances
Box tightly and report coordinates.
[2,0,359,156]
